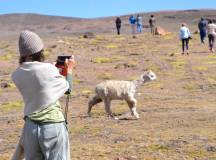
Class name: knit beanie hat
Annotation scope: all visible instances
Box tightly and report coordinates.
[19,30,44,57]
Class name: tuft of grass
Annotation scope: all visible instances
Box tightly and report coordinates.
[111,55,126,61]
[170,60,185,70]
[147,63,161,72]
[186,149,207,158]
[137,44,148,49]
[163,32,175,40]
[183,83,197,91]
[72,124,102,135]
[112,103,128,114]
[81,89,93,96]
[148,144,170,152]
[127,76,139,81]
[0,51,16,61]
[124,61,138,68]
[6,82,16,89]
[207,55,216,59]
[74,79,82,84]
[206,77,216,85]
[106,44,118,49]
[95,35,104,41]
[0,42,10,49]
[72,125,89,134]
[115,36,126,41]
[146,82,164,90]
[169,58,186,78]
[90,39,101,45]
[1,101,23,110]
[97,73,112,80]
[43,48,52,58]
[92,57,113,64]
[192,66,208,71]
[169,52,175,56]
[205,61,216,65]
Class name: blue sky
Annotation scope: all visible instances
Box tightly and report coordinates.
[0,0,216,18]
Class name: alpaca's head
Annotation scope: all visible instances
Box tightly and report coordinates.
[140,70,157,83]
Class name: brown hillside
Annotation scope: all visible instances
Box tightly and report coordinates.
[0,9,216,160]
[0,9,216,39]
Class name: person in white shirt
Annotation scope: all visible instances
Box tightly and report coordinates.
[136,14,143,33]
[180,23,191,55]
[207,20,216,52]
[11,30,75,160]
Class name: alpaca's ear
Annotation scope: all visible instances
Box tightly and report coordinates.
[147,70,157,80]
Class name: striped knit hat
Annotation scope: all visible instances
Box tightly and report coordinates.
[19,30,44,57]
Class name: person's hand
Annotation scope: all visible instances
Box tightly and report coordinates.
[65,55,76,74]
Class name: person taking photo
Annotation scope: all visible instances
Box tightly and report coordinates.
[11,30,75,160]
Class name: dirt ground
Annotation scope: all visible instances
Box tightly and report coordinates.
[0,30,216,160]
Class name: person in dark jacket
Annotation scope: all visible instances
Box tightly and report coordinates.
[149,15,156,35]
[129,15,136,34]
[198,17,207,44]
[115,17,122,35]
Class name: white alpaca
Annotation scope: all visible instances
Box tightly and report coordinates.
[12,71,156,160]
[87,70,156,119]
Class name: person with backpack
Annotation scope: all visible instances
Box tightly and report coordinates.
[11,30,75,160]
[129,15,136,34]
[207,20,216,52]
[136,14,143,33]
[180,23,191,55]
[115,17,122,35]
[149,15,156,35]
[198,17,207,44]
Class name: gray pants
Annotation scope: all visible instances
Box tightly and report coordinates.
[23,120,70,160]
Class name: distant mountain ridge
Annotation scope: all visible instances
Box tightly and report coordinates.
[0,9,215,39]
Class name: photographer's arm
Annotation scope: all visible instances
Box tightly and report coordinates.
[65,56,76,94]
[66,73,73,93]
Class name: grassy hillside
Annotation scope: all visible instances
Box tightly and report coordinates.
[0,29,216,159]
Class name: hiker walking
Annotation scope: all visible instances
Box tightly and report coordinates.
[149,15,156,35]
[180,23,191,55]
[198,17,207,44]
[115,17,122,35]
[129,15,136,34]
[136,14,143,33]
[11,30,75,160]
[207,20,216,52]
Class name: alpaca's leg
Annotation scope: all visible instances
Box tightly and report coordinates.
[104,99,113,117]
[87,95,102,115]
[127,96,139,119]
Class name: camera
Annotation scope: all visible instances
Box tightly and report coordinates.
[56,56,72,65]
[55,55,72,94]
[55,56,72,77]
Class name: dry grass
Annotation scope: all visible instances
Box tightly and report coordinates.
[0,31,216,160]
